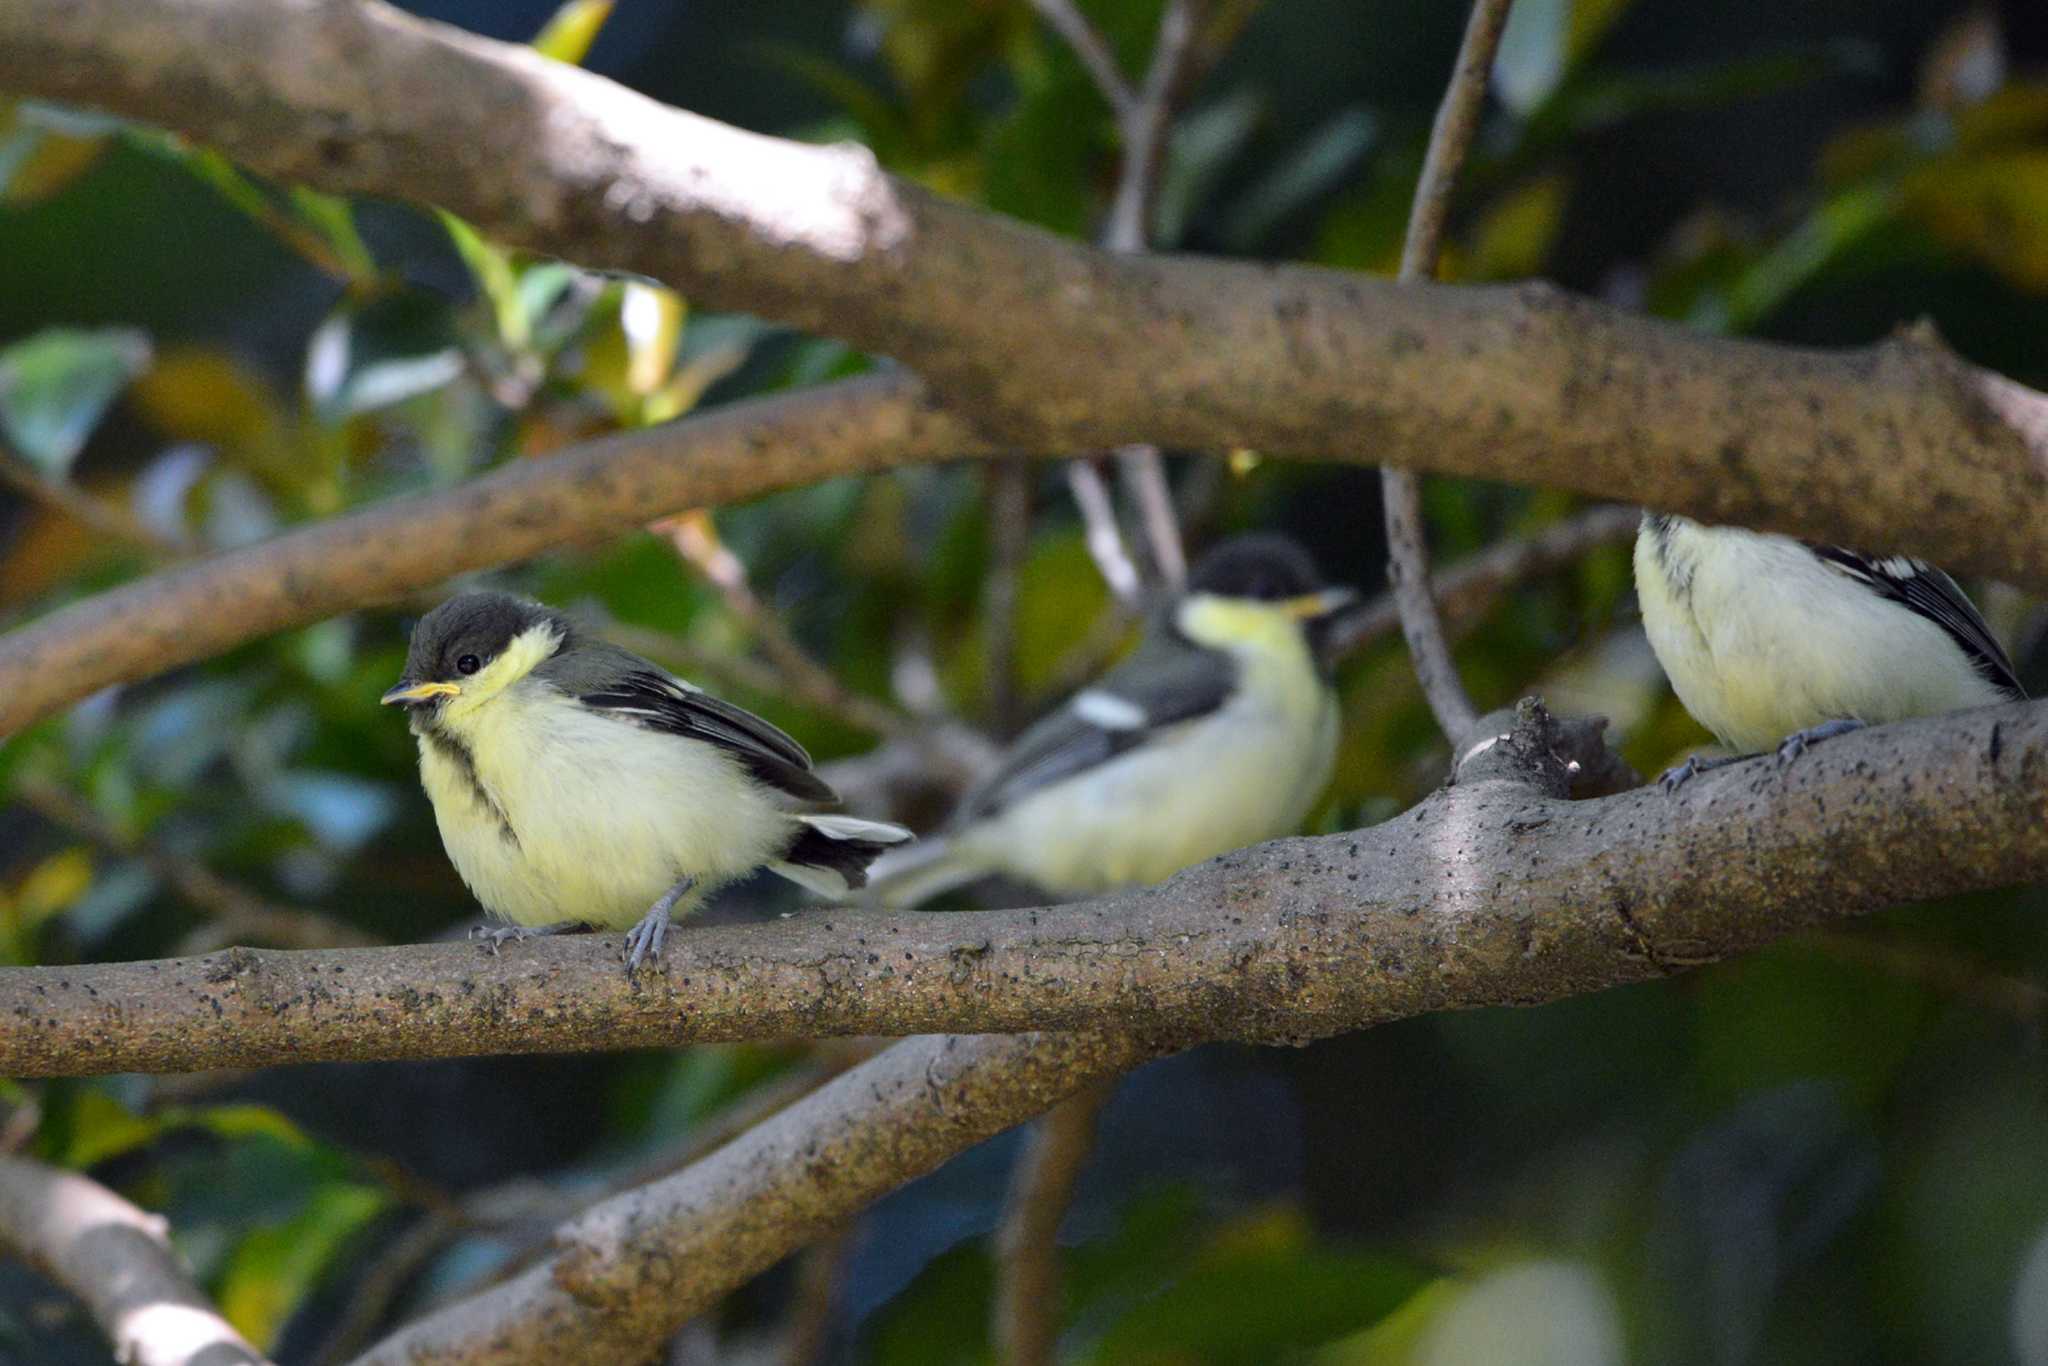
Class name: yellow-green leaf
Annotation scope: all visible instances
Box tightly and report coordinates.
[1904,151,2048,292]
[438,209,528,349]
[532,0,614,66]
[1466,175,1570,281]
[218,1183,386,1349]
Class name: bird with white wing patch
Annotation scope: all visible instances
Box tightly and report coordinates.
[866,535,1355,906]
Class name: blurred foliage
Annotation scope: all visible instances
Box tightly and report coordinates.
[0,0,2045,1362]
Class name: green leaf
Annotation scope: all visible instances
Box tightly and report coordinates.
[216,1182,386,1349]
[286,186,375,280]
[1155,92,1264,249]
[1086,1241,1432,1364]
[532,0,614,66]
[1221,108,1379,250]
[0,100,114,205]
[439,209,529,349]
[1903,150,2048,293]
[0,326,151,477]
[48,1086,163,1170]
[304,290,465,423]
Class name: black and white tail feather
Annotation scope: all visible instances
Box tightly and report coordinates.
[774,814,915,898]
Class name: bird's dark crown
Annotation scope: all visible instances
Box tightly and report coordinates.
[1186,534,1325,602]
[402,591,572,685]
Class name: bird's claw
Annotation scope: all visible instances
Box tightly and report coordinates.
[622,905,672,976]
[1657,757,1703,794]
[471,924,534,956]
[1776,718,1865,767]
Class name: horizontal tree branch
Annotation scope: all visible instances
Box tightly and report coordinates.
[0,1154,270,1366]
[0,0,2041,589]
[351,1029,1151,1365]
[0,373,984,736]
[2,699,2040,1078]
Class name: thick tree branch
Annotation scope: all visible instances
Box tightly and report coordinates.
[351,1030,1152,1366]
[0,1155,270,1366]
[1,700,2040,1078]
[0,0,2037,593]
[1381,0,1515,747]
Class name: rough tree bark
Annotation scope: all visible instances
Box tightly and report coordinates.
[0,698,2039,1078]
[0,0,2039,593]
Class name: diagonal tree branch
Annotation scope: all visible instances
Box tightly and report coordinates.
[1320,503,1641,657]
[350,1029,1154,1366]
[0,699,2040,1079]
[1382,0,1516,748]
[0,0,2037,594]
[0,1155,271,1366]
[0,373,984,737]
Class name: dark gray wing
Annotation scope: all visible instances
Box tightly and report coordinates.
[951,627,1236,826]
[1807,545,2026,699]
[539,641,836,803]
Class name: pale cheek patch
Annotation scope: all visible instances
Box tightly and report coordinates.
[446,623,563,719]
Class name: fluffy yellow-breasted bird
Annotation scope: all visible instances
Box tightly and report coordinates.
[866,535,1354,906]
[383,592,910,968]
[1635,512,2026,787]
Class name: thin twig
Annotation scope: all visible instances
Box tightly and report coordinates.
[1027,0,1136,116]
[653,509,919,742]
[992,1082,1111,1366]
[985,459,1033,733]
[779,1225,852,1366]
[1321,505,1640,659]
[1099,0,1203,591]
[0,450,190,558]
[1117,445,1187,589]
[1032,0,1203,601]
[1381,0,1517,748]
[1105,0,1200,256]
[1065,460,1144,607]
[16,777,378,952]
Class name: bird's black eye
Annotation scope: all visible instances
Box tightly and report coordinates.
[456,654,482,676]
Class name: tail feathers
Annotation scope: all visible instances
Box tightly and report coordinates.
[860,835,992,908]
[772,814,915,899]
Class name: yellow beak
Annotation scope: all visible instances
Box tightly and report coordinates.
[380,680,462,706]
[1279,587,1358,621]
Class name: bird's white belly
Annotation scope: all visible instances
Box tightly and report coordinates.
[1637,525,2004,753]
[417,685,794,928]
[971,690,1337,895]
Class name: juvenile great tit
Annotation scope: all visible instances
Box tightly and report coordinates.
[1634,512,2026,788]
[382,592,912,969]
[866,535,1354,907]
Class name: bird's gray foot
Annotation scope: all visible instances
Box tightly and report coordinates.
[1776,717,1865,766]
[1657,752,1746,794]
[471,921,589,955]
[623,877,695,975]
